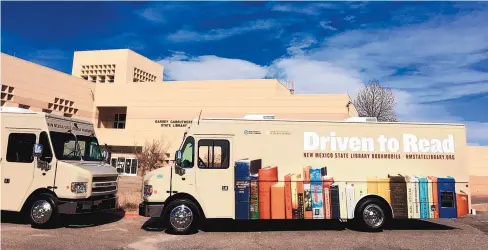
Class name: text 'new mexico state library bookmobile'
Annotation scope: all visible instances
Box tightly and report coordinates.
[234,159,470,220]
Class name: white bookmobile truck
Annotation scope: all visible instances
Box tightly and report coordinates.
[139,115,471,234]
[1,107,119,228]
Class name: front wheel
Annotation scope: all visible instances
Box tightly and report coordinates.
[28,193,60,228]
[355,198,388,231]
[164,199,200,235]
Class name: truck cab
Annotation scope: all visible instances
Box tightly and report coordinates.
[139,118,234,234]
[1,107,119,228]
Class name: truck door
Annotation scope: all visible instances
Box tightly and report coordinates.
[1,130,37,211]
[32,131,57,193]
[195,137,234,219]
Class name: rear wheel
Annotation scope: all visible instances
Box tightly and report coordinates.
[164,199,200,235]
[355,198,389,231]
[28,193,60,228]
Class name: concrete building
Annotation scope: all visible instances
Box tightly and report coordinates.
[1,49,358,176]
[1,49,486,197]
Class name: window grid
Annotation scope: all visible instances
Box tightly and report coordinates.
[80,64,116,83]
[133,67,156,82]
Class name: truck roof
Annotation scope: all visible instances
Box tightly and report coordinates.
[194,116,466,127]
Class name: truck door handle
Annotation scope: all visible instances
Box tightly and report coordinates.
[182,177,186,181]
[4,178,10,184]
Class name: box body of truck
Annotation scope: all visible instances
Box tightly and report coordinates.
[1,107,119,227]
[140,116,470,232]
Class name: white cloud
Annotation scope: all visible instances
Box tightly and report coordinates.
[158,53,268,81]
[344,15,356,22]
[319,21,337,31]
[157,7,488,144]
[271,3,337,15]
[139,8,165,23]
[286,35,317,56]
[270,57,363,96]
[137,3,190,23]
[167,20,275,42]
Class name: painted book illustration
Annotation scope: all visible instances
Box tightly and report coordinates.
[310,168,324,219]
[234,160,465,221]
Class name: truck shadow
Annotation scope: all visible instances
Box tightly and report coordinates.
[1,210,124,229]
[141,218,456,234]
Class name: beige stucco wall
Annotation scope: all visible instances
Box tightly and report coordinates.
[92,79,357,155]
[467,146,488,197]
[1,53,95,119]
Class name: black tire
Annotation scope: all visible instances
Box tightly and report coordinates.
[164,199,200,235]
[355,198,389,232]
[27,193,60,229]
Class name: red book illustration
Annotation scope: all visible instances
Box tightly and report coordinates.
[271,182,286,219]
[258,166,278,219]
[322,176,334,219]
[284,174,293,219]
[303,166,313,219]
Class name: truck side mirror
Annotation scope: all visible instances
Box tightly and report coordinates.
[101,149,109,162]
[33,144,43,158]
[175,150,182,166]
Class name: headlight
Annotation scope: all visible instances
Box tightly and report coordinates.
[71,182,87,193]
[143,185,153,197]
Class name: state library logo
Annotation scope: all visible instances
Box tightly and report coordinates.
[244,130,261,135]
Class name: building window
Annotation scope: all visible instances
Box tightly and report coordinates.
[111,157,138,175]
[113,113,126,129]
[19,104,30,109]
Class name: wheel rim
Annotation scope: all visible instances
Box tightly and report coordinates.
[31,200,53,224]
[362,204,384,228]
[169,204,193,231]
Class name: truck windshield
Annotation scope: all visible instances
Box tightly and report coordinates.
[49,131,103,161]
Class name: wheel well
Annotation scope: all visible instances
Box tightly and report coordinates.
[21,188,57,213]
[354,195,393,220]
[164,193,206,219]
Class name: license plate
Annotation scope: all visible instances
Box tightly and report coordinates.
[94,200,102,205]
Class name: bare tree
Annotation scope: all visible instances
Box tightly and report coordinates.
[353,79,398,122]
[133,138,171,177]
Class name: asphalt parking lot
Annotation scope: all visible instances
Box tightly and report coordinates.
[1,211,488,250]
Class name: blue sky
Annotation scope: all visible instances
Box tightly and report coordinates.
[2,1,488,145]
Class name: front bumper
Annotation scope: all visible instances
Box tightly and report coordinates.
[58,195,117,215]
[139,201,165,217]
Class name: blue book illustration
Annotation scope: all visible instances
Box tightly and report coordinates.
[437,177,457,219]
[310,168,324,219]
[235,160,251,220]
[418,177,429,219]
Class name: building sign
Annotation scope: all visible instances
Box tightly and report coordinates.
[155,119,192,128]
[303,132,456,160]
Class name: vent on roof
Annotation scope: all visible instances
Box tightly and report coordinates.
[345,117,378,122]
[243,114,275,120]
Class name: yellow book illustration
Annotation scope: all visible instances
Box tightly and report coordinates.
[367,177,379,195]
[377,178,391,204]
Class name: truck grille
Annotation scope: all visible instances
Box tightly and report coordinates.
[92,176,118,195]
